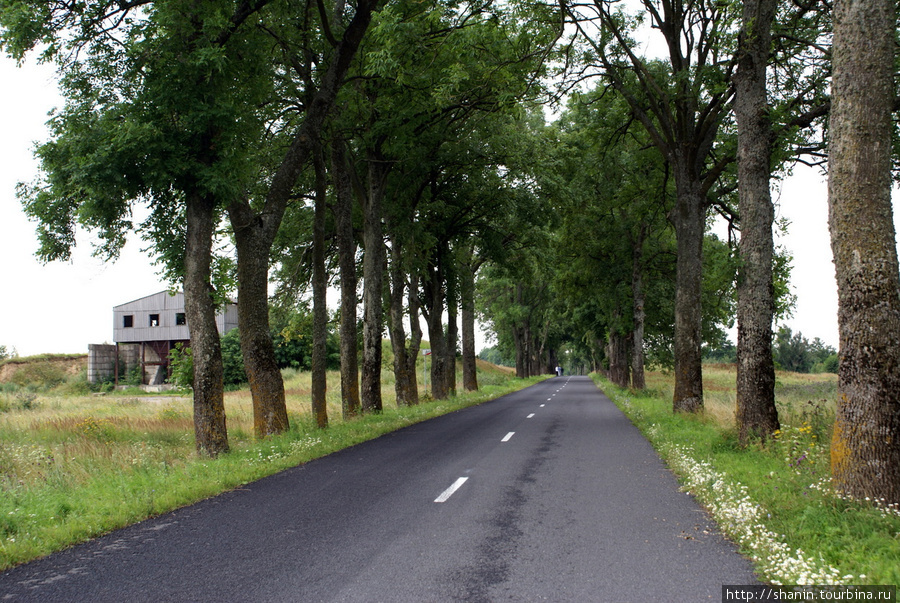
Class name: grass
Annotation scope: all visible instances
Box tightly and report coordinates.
[0,359,541,570]
[594,366,900,587]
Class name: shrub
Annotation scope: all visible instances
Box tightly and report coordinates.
[166,329,248,388]
[167,343,193,389]
[220,329,247,386]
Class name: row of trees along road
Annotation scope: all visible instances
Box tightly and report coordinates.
[0,0,561,453]
[2,0,899,503]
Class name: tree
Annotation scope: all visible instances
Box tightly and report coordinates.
[338,0,559,401]
[828,0,900,504]
[459,241,481,391]
[545,86,676,389]
[330,139,362,417]
[226,0,382,431]
[564,1,739,412]
[733,0,779,442]
[360,154,387,413]
[3,0,278,456]
[311,146,330,428]
[772,327,811,373]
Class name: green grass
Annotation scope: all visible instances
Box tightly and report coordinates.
[0,360,543,570]
[594,367,900,586]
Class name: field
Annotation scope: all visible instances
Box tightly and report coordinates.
[0,355,533,570]
[597,365,900,587]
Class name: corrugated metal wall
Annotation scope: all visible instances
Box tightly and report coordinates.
[113,291,237,343]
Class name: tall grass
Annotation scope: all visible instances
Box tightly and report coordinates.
[0,361,542,570]
[596,367,899,586]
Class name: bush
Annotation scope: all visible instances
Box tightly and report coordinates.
[774,328,837,374]
[167,343,193,389]
[270,305,341,371]
[478,346,514,368]
[0,392,41,412]
[812,353,839,374]
[221,329,247,386]
[166,329,247,388]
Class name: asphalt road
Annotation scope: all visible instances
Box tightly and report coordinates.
[0,376,757,602]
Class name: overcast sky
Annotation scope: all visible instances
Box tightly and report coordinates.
[1,56,169,357]
[0,54,847,357]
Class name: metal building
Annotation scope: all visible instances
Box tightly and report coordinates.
[88,290,238,386]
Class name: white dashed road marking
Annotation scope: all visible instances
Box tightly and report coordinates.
[435,478,469,503]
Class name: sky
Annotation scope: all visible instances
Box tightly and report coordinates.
[0,53,846,358]
[1,56,168,356]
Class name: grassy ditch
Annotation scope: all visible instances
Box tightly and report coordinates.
[0,361,541,570]
[594,367,900,586]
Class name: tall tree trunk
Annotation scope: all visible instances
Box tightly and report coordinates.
[228,204,289,439]
[514,285,526,379]
[631,224,646,390]
[671,164,705,413]
[547,348,559,376]
[388,234,415,406]
[424,257,450,399]
[361,158,386,413]
[311,147,329,428]
[528,327,542,378]
[331,140,361,419]
[734,0,779,443]
[405,272,422,402]
[608,331,630,388]
[184,192,229,456]
[445,265,458,397]
[828,0,900,504]
[461,256,479,391]
[524,325,534,378]
[513,326,526,379]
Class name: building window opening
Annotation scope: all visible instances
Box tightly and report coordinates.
[175,312,186,326]
[124,315,134,328]
[149,314,160,327]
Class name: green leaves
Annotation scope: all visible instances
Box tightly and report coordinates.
[5,0,280,276]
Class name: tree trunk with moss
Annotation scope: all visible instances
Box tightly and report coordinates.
[671,164,705,413]
[228,202,289,439]
[406,272,422,398]
[361,158,386,413]
[734,0,779,443]
[311,147,329,428]
[461,251,479,391]
[331,140,361,419]
[388,234,417,406]
[828,0,900,504]
[424,256,451,400]
[631,223,646,390]
[445,264,459,397]
[184,192,229,456]
[607,330,630,388]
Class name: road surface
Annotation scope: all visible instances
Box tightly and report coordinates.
[0,376,756,602]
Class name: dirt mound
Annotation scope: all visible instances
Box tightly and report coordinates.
[0,354,87,385]
[475,358,515,374]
